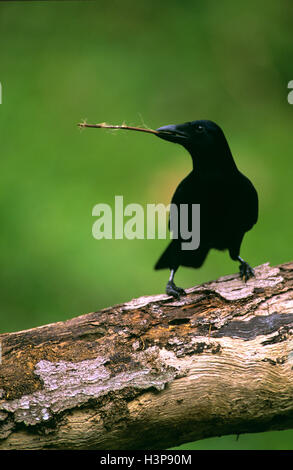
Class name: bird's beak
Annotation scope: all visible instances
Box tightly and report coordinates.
[155,124,188,143]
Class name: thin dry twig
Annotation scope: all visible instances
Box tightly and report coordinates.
[78,121,159,135]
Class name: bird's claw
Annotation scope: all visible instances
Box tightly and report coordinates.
[239,261,255,282]
[166,281,187,299]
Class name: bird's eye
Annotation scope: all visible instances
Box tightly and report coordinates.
[195,125,204,133]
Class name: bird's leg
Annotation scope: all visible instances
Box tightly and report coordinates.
[238,256,255,281]
[166,268,186,299]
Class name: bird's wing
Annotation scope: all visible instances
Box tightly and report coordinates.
[168,172,198,233]
[236,172,259,231]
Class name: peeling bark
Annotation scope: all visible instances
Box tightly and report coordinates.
[0,262,293,450]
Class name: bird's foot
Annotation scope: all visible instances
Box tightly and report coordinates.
[166,281,186,299]
[239,261,255,282]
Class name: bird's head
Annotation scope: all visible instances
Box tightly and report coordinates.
[156,120,231,158]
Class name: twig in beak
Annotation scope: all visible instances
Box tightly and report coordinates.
[78,121,159,135]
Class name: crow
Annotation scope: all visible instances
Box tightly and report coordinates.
[154,120,258,298]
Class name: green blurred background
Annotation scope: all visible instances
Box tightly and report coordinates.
[0,0,292,450]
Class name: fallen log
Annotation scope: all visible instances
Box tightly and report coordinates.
[0,261,293,450]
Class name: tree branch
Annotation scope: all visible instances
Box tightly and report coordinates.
[1,262,293,450]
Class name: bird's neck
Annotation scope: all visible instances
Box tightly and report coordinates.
[190,149,238,175]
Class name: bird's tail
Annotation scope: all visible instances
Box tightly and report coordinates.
[154,240,179,270]
[155,241,209,270]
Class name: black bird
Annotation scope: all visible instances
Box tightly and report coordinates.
[154,120,258,298]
